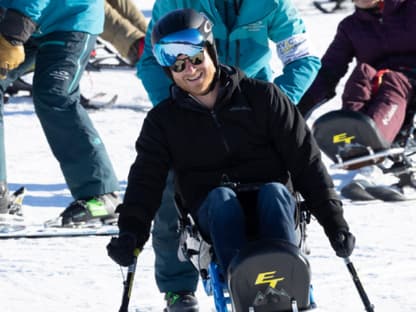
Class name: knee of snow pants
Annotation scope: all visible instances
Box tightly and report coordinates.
[197,183,297,276]
[366,70,414,143]
[342,63,378,111]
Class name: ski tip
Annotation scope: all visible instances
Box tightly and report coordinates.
[340,181,377,201]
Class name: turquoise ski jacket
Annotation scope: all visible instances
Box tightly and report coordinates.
[137,0,321,105]
[0,0,104,36]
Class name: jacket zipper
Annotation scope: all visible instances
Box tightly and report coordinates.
[210,110,231,154]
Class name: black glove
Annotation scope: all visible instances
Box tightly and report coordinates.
[0,10,37,79]
[106,208,150,266]
[312,198,355,258]
[107,232,138,266]
[328,230,356,258]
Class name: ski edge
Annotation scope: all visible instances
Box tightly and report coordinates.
[0,226,119,239]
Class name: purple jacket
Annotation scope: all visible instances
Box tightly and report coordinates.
[299,0,416,114]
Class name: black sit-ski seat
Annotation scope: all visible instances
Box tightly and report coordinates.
[313,107,416,193]
[313,110,406,170]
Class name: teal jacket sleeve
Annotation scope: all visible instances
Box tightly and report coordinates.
[274,55,321,104]
[137,0,321,106]
[6,0,104,36]
[136,0,173,107]
[268,0,321,104]
[7,0,49,22]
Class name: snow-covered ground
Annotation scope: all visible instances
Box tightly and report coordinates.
[1,1,415,311]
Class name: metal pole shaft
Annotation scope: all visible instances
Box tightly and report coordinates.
[344,257,375,312]
[119,248,140,312]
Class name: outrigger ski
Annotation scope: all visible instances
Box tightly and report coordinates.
[0,186,26,226]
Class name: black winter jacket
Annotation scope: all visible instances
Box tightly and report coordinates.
[119,65,346,240]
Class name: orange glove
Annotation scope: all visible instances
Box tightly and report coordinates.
[0,34,25,79]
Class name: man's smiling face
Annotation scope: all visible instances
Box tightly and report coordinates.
[171,48,216,96]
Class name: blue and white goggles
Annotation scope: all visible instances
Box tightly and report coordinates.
[153,29,205,67]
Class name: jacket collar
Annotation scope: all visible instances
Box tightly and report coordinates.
[354,0,406,21]
[170,64,245,111]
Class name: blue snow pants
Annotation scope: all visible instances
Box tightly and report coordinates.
[0,32,119,198]
[197,183,297,275]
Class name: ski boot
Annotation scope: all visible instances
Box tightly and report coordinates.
[0,183,25,223]
[59,192,120,227]
[5,77,33,96]
[164,291,199,312]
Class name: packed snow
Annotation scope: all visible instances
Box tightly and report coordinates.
[1,1,415,311]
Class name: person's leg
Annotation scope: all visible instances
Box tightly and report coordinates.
[197,186,247,274]
[366,70,413,143]
[256,183,297,245]
[342,63,377,112]
[32,31,119,199]
[152,172,199,292]
[152,171,200,311]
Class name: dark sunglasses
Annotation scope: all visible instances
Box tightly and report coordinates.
[170,51,205,73]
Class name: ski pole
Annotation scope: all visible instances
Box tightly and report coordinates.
[343,257,375,312]
[119,248,140,312]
